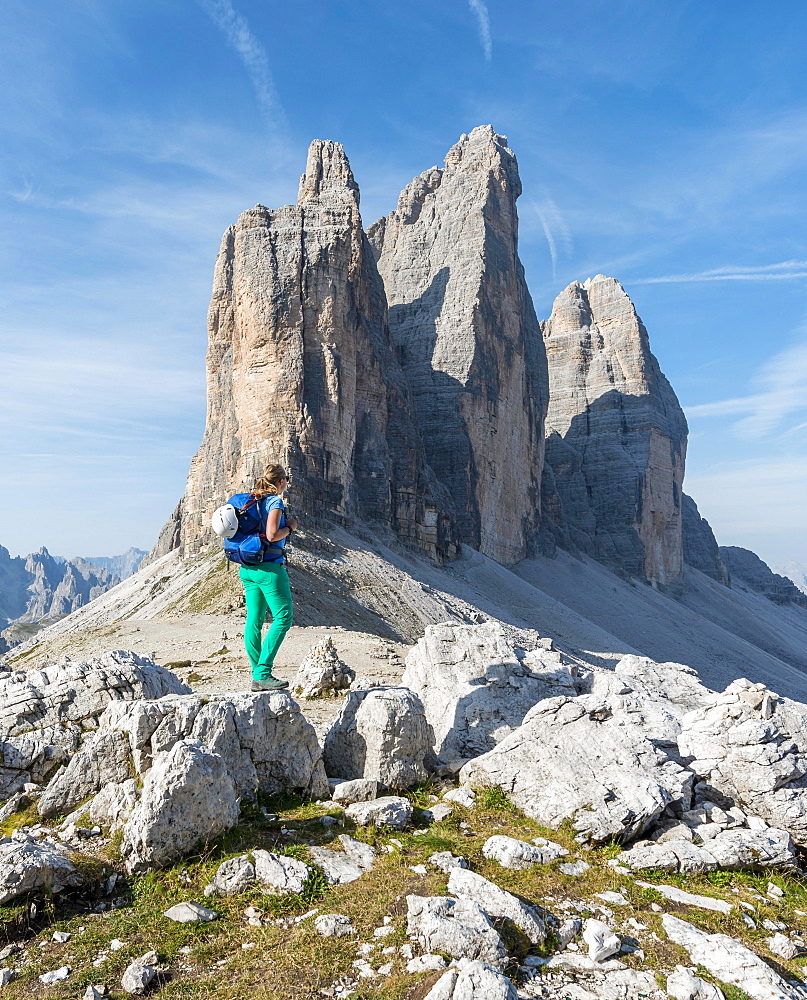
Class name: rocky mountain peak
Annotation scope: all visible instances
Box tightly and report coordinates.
[297,139,360,209]
[542,275,687,586]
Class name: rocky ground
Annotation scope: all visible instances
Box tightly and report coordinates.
[3,627,807,1000]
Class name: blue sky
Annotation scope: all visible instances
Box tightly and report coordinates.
[1,0,806,570]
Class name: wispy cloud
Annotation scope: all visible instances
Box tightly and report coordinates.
[685,336,807,438]
[633,260,807,284]
[530,197,573,282]
[468,0,492,61]
[197,0,286,132]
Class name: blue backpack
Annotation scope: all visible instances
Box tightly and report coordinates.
[220,493,285,565]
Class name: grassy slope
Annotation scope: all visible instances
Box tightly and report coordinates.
[2,789,806,999]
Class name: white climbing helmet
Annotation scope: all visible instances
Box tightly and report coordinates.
[211,503,240,538]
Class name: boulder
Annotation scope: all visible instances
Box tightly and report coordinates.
[460,695,692,843]
[0,651,188,803]
[666,965,726,1000]
[308,834,375,885]
[429,851,468,873]
[323,687,431,788]
[678,679,807,845]
[582,918,620,962]
[331,778,378,804]
[121,740,240,873]
[406,895,507,971]
[0,838,82,904]
[619,827,795,873]
[164,901,217,923]
[206,855,256,896]
[121,950,158,995]
[39,691,327,820]
[482,835,568,869]
[315,914,355,937]
[662,914,803,1000]
[447,868,547,944]
[344,796,412,829]
[422,958,518,1000]
[293,637,355,699]
[253,851,310,894]
[401,621,578,760]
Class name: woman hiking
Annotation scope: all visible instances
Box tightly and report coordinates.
[240,464,297,691]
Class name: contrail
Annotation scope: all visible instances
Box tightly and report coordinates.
[634,261,807,284]
[468,0,492,61]
[531,198,572,282]
[197,0,286,132]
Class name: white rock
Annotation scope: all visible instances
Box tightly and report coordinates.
[39,966,71,984]
[309,834,375,885]
[620,827,796,873]
[39,690,327,820]
[447,868,546,944]
[315,914,355,937]
[636,881,732,913]
[253,851,310,894]
[0,969,13,987]
[51,930,71,943]
[0,839,81,904]
[293,637,355,699]
[678,678,807,846]
[663,914,804,1000]
[595,891,629,906]
[482,835,568,869]
[666,965,725,1000]
[121,740,239,873]
[421,958,518,999]
[402,622,578,760]
[460,695,692,844]
[331,779,379,805]
[109,939,125,951]
[208,855,256,895]
[767,933,800,960]
[164,901,218,923]
[406,895,507,970]
[443,787,476,809]
[424,803,453,823]
[121,951,158,995]
[344,796,412,829]
[582,918,620,962]
[324,687,431,789]
[429,851,468,873]
[407,954,448,973]
[558,860,591,876]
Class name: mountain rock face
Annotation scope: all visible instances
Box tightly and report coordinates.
[682,494,730,585]
[81,547,146,578]
[0,546,121,632]
[541,276,688,586]
[368,126,547,565]
[720,547,807,607]
[155,140,458,564]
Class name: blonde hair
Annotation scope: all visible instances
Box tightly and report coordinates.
[252,463,286,498]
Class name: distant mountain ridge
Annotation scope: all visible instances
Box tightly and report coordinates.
[0,545,146,652]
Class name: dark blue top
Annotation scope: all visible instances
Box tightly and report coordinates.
[261,495,287,563]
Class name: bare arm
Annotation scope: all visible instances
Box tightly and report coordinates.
[266,508,298,542]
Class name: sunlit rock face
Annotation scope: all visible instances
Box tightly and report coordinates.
[369,126,548,566]
[155,140,458,564]
[541,275,688,586]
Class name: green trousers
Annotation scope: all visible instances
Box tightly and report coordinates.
[239,562,294,682]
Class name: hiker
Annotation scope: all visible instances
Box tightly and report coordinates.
[239,464,297,691]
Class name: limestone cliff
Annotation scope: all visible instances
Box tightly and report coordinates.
[542,276,687,586]
[368,126,548,566]
[681,494,730,586]
[720,546,807,607]
[156,140,458,563]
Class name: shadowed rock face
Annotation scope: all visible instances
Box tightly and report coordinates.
[157,140,458,563]
[682,494,730,586]
[368,126,548,566]
[541,275,688,586]
[720,546,807,607]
